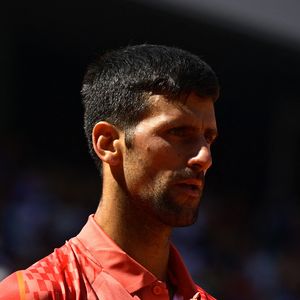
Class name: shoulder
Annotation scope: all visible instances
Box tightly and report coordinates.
[0,272,21,300]
[0,242,80,300]
[0,268,63,300]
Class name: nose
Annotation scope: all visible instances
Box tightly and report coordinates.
[187,145,212,173]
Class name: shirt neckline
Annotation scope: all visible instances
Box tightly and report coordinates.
[75,215,198,298]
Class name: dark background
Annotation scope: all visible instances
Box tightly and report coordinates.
[1,2,300,299]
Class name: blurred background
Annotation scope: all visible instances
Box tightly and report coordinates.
[1,1,300,299]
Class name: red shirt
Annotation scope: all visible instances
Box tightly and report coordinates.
[0,215,216,300]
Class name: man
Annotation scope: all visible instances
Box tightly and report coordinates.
[0,44,219,299]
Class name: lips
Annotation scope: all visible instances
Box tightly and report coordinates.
[175,178,204,197]
[178,178,204,188]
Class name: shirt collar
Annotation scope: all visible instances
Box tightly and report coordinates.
[168,246,198,299]
[76,215,198,297]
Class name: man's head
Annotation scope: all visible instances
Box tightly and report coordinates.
[81,44,219,173]
[81,44,219,227]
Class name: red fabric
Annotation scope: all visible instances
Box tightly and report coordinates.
[0,215,216,300]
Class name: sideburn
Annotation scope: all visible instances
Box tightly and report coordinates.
[124,128,134,149]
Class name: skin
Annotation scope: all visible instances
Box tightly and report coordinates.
[93,92,217,281]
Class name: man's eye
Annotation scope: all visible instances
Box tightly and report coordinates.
[169,128,183,135]
[168,127,193,137]
[205,133,216,144]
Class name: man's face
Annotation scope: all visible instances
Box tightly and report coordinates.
[122,93,217,227]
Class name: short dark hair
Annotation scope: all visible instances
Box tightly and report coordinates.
[81,44,219,172]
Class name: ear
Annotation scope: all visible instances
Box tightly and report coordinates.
[92,121,122,166]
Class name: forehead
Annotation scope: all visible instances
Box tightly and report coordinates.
[143,93,217,127]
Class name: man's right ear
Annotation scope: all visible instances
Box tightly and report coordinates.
[92,121,122,166]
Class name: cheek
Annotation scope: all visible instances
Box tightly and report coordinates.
[145,142,185,171]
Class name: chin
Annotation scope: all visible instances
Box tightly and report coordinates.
[152,189,202,227]
[175,215,199,227]
[159,208,200,227]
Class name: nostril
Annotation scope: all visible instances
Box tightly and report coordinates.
[187,147,212,171]
[189,164,202,172]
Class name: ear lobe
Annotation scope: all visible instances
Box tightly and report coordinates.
[92,122,122,166]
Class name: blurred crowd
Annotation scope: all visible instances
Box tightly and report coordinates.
[0,139,299,300]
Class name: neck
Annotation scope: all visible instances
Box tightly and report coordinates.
[94,183,172,281]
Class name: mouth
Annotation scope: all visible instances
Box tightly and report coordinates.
[175,179,203,198]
